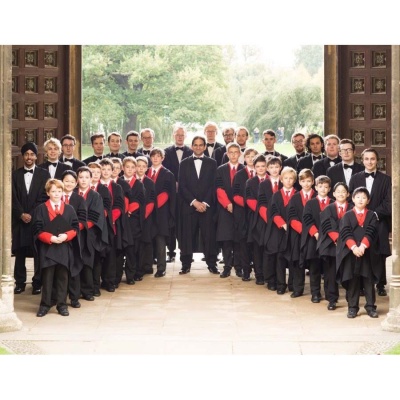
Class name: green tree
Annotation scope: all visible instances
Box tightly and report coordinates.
[82,45,230,143]
[294,45,323,76]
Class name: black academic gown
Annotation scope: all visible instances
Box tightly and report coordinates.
[215,163,244,242]
[39,161,70,180]
[147,166,176,238]
[32,201,82,277]
[140,176,157,243]
[245,176,263,245]
[349,171,391,257]
[177,155,217,254]
[336,209,379,286]
[286,190,316,263]
[12,166,50,254]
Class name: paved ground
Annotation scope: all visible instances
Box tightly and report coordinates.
[1,254,399,356]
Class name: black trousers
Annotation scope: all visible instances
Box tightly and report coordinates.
[14,246,41,289]
[266,252,289,291]
[292,261,305,293]
[115,249,125,285]
[308,258,322,296]
[138,241,153,276]
[101,238,117,288]
[68,273,81,301]
[125,241,139,280]
[347,274,376,312]
[376,255,387,289]
[253,243,265,280]
[221,240,240,269]
[154,234,167,273]
[322,256,339,303]
[167,226,177,258]
[238,240,251,273]
[92,251,102,294]
[80,264,94,297]
[40,264,68,309]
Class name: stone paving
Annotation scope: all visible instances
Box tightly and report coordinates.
[1,254,400,355]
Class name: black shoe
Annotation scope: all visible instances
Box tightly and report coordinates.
[166,256,175,263]
[208,266,220,274]
[133,275,143,281]
[234,268,243,278]
[242,275,251,281]
[93,290,101,297]
[82,295,95,301]
[311,295,322,303]
[57,306,69,316]
[220,268,231,278]
[327,302,337,310]
[179,267,191,275]
[14,285,25,294]
[255,278,265,285]
[367,309,379,318]
[290,291,303,298]
[201,257,206,261]
[144,268,154,275]
[36,306,49,317]
[32,287,41,295]
[104,285,115,292]
[377,288,387,296]
[126,279,136,285]
[70,300,81,308]
[359,289,365,296]
[114,283,120,289]
[347,309,358,318]
[154,271,166,278]
[277,289,286,295]
[267,285,277,291]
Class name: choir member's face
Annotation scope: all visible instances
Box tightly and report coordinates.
[325,138,339,158]
[316,182,330,198]
[112,162,122,179]
[235,129,248,147]
[309,137,323,155]
[263,134,276,151]
[90,167,101,184]
[281,173,296,190]
[123,161,136,178]
[292,135,305,153]
[222,129,235,145]
[92,138,105,156]
[339,144,355,163]
[78,171,91,190]
[126,135,139,152]
[141,130,154,148]
[62,175,77,194]
[173,128,186,146]
[244,152,257,168]
[333,184,349,203]
[353,191,369,209]
[254,161,267,177]
[47,185,63,203]
[227,146,240,165]
[136,160,148,177]
[23,150,37,168]
[192,139,206,157]
[150,153,163,167]
[299,177,314,192]
[108,135,121,153]
[62,139,75,158]
[46,144,61,162]
[267,163,281,178]
[362,151,378,172]
[101,164,113,181]
[204,125,217,143]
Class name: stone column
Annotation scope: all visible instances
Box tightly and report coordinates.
[0,45,22,332]
[382,45,400,332]
[324,45,339,135]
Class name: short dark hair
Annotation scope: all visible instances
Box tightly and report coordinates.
[306,133,324,153]
[77,166,92,177]
[361,148,379,161]
[266,156,282,167]
[61,169,77,181]
[149,147,165,158]
[90,133,105,144]
[107,132,122,143]
[126,130,140,140]
[253,154,267,166]
[99,158,114,169]
[352,186,370,200]
[333,182,349,192]
[315,175,331,187]
[192,135,206,146]
[60,134,76,145]
[263,129,276,138]
[339,138,355,152]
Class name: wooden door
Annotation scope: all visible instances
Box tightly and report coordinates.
[11,45,69,169]
[338,45,391,174]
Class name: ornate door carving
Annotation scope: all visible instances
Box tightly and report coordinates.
[11,45,68,168]
[338,45,391,174]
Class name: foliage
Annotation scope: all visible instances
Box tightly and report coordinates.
[82,45,230,143]
[294,45,324,76]
[384,343,400,355]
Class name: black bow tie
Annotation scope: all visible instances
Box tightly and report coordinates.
[296,152,305,158]
[313,155,322,161]
[142,150,151,155]
[95,156,103,160]
[365,172,376,178]
[49,162,58,167]
[193,157,203,161]
[206,143,214,148]
[240,148,246,152]
[175,147,184,151]
[343,164,354,170]
[265,151,274,155]
[64,158,73,162]
[24,169,33,174]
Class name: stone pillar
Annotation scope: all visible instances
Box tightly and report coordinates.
[382,45,400,332]
[324,45,339,135]
[0,45,22,332]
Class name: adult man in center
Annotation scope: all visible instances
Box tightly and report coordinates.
[178,135,219,275]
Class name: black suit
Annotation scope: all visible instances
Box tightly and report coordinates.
[312,156,341,179]
[82,155,105,164]
[39,161,70,180]
[205,142,223,158]
[104,152,125,160]
[326,162,364,197]
[296,154,325,173]
[59,156,86,172]
[283,153,305,170]
[12,166,50,289]
[178,155,218,269]
[212,145,227,167]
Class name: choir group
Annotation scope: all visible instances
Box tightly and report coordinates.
[11,122,392,319]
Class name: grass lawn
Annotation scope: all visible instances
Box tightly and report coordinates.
[384,343,400,355]
[0,346,11,355]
